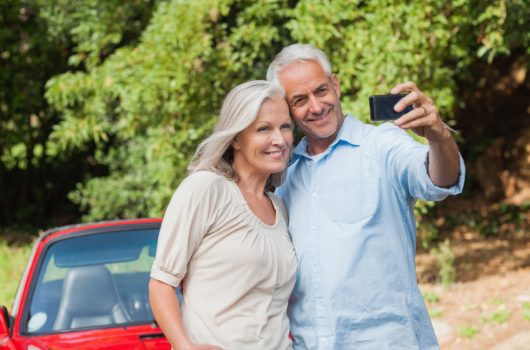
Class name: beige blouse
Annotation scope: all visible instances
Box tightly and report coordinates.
[151,171,296,350]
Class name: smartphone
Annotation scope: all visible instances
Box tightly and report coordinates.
[369,94,413,121]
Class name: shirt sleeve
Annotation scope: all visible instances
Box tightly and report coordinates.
[374,123,465,201]
[150,171,225,287]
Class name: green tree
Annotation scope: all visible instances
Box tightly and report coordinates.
[44,0,291,220]
[0,0,75,227]
[40,0,529,221]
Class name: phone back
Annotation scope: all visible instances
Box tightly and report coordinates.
[369,94,413,121]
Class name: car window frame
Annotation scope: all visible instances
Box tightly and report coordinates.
[19,222,162,336]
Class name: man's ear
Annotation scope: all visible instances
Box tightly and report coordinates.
[331,74,341,98]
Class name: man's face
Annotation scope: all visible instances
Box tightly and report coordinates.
[278,60,344,154]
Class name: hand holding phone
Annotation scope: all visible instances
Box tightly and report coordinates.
[369,94,413,121]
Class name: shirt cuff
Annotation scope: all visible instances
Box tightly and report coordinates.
[425,154,466,198]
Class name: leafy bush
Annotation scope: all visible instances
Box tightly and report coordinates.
[10,0,529,220]
[430,239,456,287]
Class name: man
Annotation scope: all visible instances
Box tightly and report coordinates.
[267,44,464,349]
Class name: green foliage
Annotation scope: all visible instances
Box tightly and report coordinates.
[481,309,510,324]
[415,200,438,248]
[423,290,441,303]
[10,0,528,220]
[489,297,504,305]
[37,0,156,69]
[0,240,32,308]
[0,0,87,226]
[0,0,56,170]
[430,239,456,287]
[481,300,510,325]
[464,203,529,238]
[459,325,479,339]
[523,302,530,321]
[428,308,443,318]
[44,0,294,220]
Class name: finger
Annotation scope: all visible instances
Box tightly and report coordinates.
[396,116,433,130]
[394,107,426,127]
[394,91,420,112]
[390,81,418,94]
[396,106,438,130]
[417,105,428,117]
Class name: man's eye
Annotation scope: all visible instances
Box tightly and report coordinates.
[315,87,328,96]
[293,97,307,107]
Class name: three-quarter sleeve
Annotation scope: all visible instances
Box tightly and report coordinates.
[150,171,224,287]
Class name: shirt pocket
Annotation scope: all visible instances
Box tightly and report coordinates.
[323,177,375,223]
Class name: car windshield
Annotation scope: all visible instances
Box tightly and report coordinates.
[24,227,179,334]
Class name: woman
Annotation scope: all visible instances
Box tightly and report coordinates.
[149,80,296,350]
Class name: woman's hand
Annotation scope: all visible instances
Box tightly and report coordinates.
[149,279,225,350]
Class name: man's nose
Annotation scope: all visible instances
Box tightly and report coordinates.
[307,94,323,114]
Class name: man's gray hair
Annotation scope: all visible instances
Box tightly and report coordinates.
[188,80,287,189]
[267,44,333,87]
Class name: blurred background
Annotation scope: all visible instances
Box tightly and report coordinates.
[1,0,529,348]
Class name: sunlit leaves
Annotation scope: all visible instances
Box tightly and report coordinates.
[41,0,529,221]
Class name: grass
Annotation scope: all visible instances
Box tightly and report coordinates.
[423,290,441,303]
[430,239,456,287]
[481,309,510,324]
[489,297,505,305]
[481,300,510,325]
[428,308,443,318]
[459,325,479,339]
[524,302,530,321]
[462,303,479,311]
[0,240,33,308]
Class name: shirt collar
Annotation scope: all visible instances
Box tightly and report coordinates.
[292,114,364,160]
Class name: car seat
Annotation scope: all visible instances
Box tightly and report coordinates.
[53,265,130,331]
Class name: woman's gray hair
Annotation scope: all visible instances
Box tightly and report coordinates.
[267,43,333,87]
[188,80,288,189]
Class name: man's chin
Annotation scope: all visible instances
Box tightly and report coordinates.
[310,123,338,139]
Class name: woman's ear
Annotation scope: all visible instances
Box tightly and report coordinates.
[232,137,240,151]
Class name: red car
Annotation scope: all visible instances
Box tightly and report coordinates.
[0,219,173,349]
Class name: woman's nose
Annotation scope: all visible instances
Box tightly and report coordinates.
[271,129,289,147]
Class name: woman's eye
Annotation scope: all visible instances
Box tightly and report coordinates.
[257,126,269,132]
[281,123,292,130]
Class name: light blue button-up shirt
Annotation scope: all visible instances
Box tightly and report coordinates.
[277,115,465,350]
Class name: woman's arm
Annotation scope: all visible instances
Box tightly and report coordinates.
[148,278,221,350]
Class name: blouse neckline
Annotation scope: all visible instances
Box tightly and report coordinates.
[228,180,280,229]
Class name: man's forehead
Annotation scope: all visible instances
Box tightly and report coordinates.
[279,61,329,96]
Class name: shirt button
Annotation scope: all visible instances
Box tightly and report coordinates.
[312,193,317,198]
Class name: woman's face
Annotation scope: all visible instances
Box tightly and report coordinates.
[232,95,293,178]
